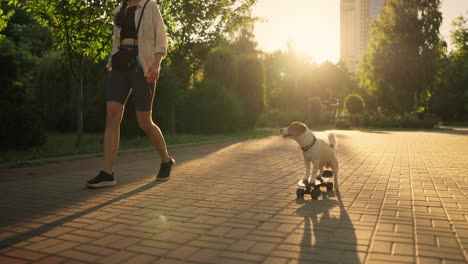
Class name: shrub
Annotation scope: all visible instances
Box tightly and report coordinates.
[177,79,244,134]
[307,97,322,128]
[362,114,438,129]
[256,109,306,128]
[236,56,265,127]
[0,38,46,149]
[35,51,75,132]
[345,94,365,115]
[335,119,352,130]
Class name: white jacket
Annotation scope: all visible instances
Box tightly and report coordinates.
[107,0,168,73]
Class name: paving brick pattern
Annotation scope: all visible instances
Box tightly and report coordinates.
[0,130,467,263]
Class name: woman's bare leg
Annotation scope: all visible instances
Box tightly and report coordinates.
[136,111,170,162]
[103,102,125,173]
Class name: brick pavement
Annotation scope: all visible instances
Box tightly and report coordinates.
[0,130,467,264]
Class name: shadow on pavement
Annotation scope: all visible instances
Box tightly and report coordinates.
[0,180,166,249]
[0,141,239,247]
[296,191,360,264]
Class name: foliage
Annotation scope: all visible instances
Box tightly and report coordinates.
[10,0,115,144]
[1,3,53,56]
[345,94,365,115]
[0,37,46,149]
[35,51,108,133]
[0,3,15,35]
[11,0,114,64]
[431,15,468,121]
[359,0,445,115]
[264,49,357,119]
[203,44,239,90]
[450,14,468,52]
[334,119,352,130]
[236,55,265,127]
[307,97,322,128]
[159,0,258,88]
[362,114,438,129]
[177,79,244,134]
[256,109,306,128]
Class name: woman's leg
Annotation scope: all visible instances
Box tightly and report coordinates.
[136,111,170,163]
[103,102,125,173]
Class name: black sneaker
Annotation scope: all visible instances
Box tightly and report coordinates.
[156,157,175,181]
[86,170,116,188]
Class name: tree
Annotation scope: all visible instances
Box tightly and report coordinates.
[11,0,115,145]
[345,94,365,127]
[158,0,257,88]
[450,15,468,52]
[0,37,46,149]
[345,94,365,114]
[153,0,258,134]
[237,56,265,127]
[0,4,14,35]
[203,44,239,90]
[360,0,445,115]
[431,15,468,120]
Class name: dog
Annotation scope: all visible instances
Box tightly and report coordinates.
[280,122,339,191]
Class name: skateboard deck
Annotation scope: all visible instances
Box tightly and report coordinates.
[296,170,334,199]
[297,176,331,188]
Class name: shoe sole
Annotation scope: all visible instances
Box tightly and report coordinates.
[86,180,117,188]
[156,159,175,181]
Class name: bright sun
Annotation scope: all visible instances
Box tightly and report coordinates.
[252,0,341,63]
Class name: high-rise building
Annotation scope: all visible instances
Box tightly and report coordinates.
[340,0,384,73]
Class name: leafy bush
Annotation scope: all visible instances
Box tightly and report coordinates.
[362,114,438,129]
[335,119,352,130]
[0,37,46,149]
[236,56,265,127]
[256,109,306,128]
[36,51,108,133]
[35,51,74,132]
[345,94,365,114]
[307,97,322,128]
[204,45,238,89]
[177,79,244,134]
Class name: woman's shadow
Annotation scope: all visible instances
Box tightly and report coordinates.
[295,191,360,264]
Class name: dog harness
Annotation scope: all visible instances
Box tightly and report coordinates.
[301,135,316,152]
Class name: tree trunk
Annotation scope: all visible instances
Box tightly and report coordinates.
[76,66,84,146]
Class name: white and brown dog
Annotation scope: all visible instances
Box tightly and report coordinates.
[280,122,339,191]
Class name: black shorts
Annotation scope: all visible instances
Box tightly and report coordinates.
[106,70,156,111]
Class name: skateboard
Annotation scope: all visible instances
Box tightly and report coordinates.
[296,170,334,199]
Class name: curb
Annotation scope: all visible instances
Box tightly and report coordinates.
[0,136,269,169]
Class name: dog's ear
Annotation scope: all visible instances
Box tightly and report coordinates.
[289,122,307,136]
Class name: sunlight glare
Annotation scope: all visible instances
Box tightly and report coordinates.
[253,0,340,63]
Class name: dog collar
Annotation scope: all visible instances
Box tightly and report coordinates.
[301,135,316,152]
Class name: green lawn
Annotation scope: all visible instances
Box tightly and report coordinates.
[0,129,277,166]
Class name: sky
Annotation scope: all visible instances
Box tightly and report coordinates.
[251,0,468,63]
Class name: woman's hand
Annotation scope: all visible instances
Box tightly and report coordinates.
[146,53,164,83]
[145,62,160,83]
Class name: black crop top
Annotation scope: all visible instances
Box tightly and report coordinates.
[120,6,137,40]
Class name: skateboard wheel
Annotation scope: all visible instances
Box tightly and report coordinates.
[311,189,320,199]
[326,182,333,191]
[296,188,305,198]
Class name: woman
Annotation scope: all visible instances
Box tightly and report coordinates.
[86,0,174,188]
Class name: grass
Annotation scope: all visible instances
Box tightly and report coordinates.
[0,129,277,166]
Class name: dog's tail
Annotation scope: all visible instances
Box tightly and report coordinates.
[328,132,337,150]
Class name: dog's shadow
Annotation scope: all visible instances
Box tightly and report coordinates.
[295,191,360,264]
